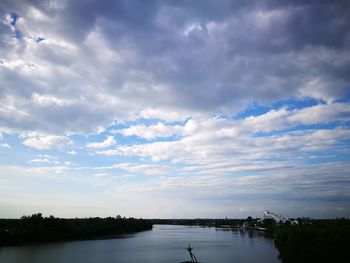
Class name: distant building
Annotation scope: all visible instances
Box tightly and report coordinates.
[290,219,299,226]
[263,210,286,223]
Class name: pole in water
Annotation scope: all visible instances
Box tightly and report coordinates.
[186,243,198,262]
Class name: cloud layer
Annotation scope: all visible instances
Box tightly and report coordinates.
[0,0,349,218]
[1,0,349,135]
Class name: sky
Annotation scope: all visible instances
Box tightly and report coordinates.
[0,0,349,219]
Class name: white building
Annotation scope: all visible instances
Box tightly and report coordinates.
[263,210,287,223]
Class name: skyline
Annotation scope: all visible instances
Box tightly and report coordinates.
[0,0,349,219]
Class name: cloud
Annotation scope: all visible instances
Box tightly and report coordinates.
[22,135,71,150]
[0,0,349,136]
[0,143,11,149]
[98,115,350,171]
[96,162,173,176]
[288,103,350,125]
[116,122,183,140]
[138,108,188,121]
[86,136,117,148]
[27,155,59,164]
[115,119,202,140]
[104,161,350,218]
[25,165,69,174]
[242,103,350,132]
[94,173,109,177]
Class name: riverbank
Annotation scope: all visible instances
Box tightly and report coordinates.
[274,218,350,263]
[150,217,350,263]
[0,213,153,246]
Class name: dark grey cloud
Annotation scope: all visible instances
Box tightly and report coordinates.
[0,0,349,134]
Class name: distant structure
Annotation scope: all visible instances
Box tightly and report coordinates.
[186,244,198,262]
[263,210,286,223]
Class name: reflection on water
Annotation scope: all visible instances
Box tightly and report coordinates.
[0,225,280,263]
[216,227,273,239]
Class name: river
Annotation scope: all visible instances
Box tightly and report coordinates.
[0,225,281,263]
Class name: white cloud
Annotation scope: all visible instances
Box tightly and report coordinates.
[242,103,350,132]
[183,22,203,36]
[138,108,186,121]
[95,149,121,156]
[0,143,11,149]
[115,119,201,140]
[98,116,350,174]
[243,108,289,132]
[94,173,109,177]
[25,165,69,174]
[27,6,50,21]
[86,136,117,148]
[31,93,76,107]
[22,135,71,150]
[0,132,10,149]
[96,162,173,176]
[289,103,350,124]
[116,122,183,140]
[27,156,59,165]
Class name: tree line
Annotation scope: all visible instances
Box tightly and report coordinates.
[274,218,350,263]
[0,213,153,246]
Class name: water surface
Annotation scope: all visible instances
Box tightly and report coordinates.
[0,225,281,263]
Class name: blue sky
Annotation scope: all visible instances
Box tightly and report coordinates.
[0,0,349,219]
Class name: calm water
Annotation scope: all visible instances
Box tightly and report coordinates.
[0,225,281,263]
